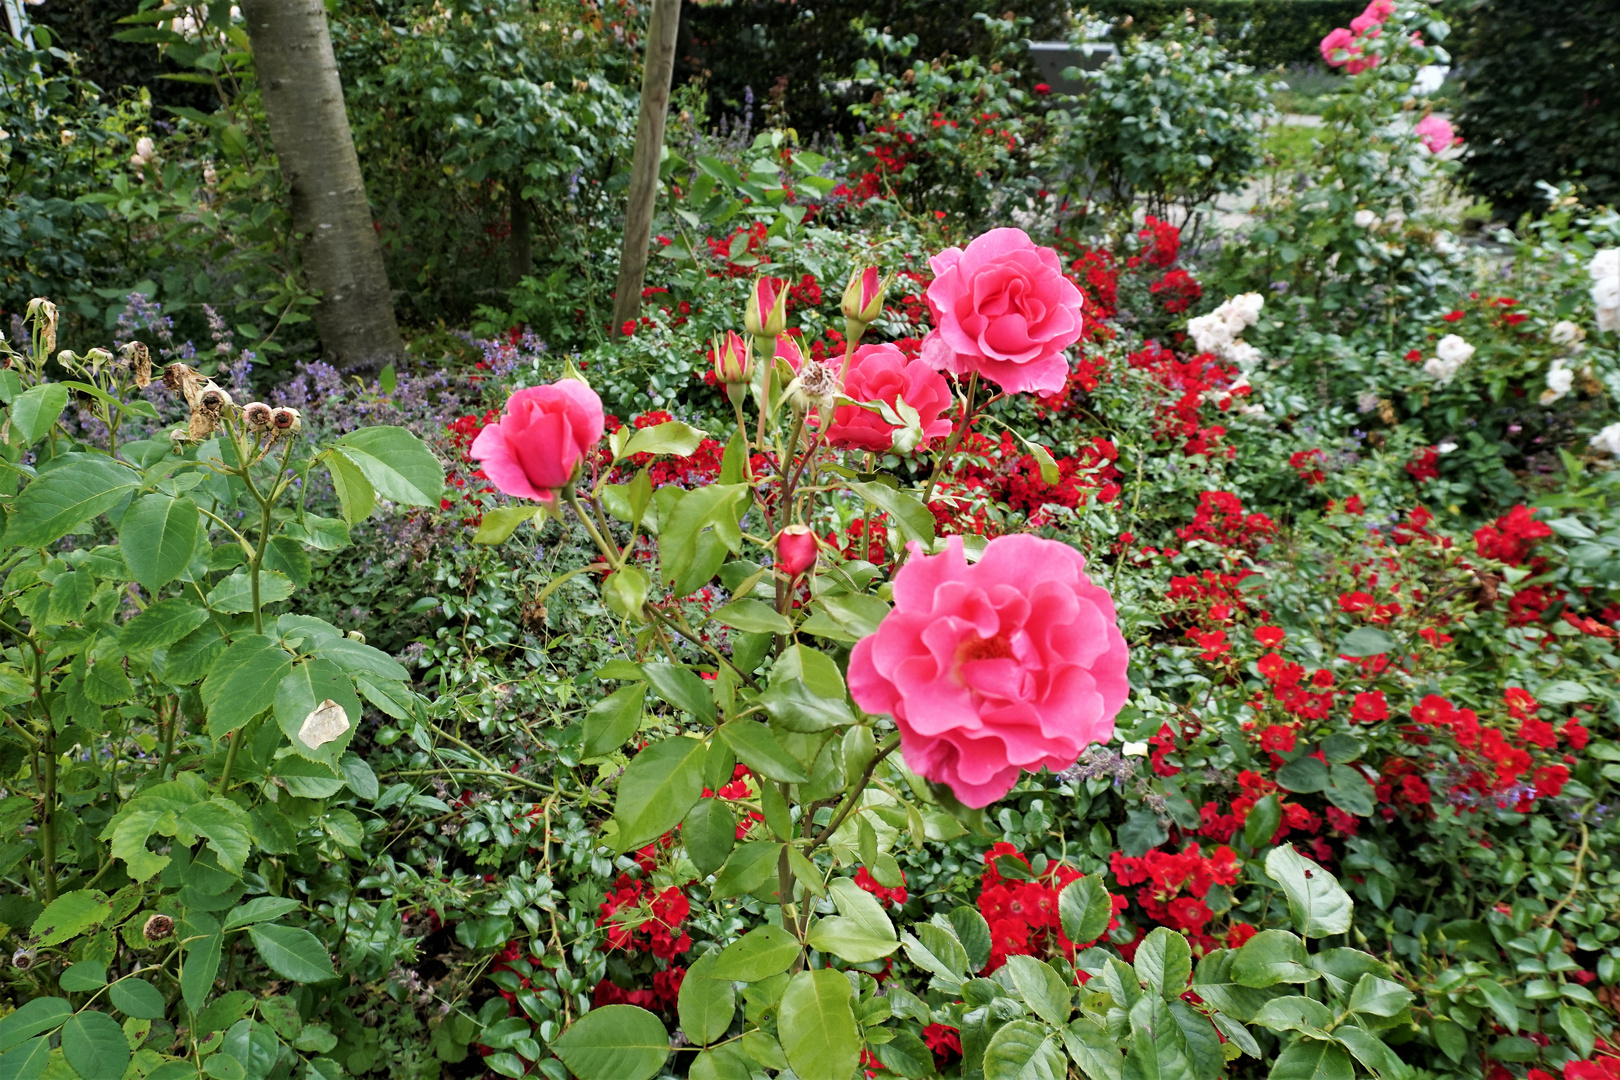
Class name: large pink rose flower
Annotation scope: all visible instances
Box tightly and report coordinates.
[1414,114,1456,154]
[920,227,1084,395]
[824,342,954,453]
[470,380,604,503]
[848,534,1129,808]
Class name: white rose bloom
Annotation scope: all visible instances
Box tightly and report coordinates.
[1550,320,1584,345]
[1436,334,1475,366]
[1353,209,1378,229]
[1598,306,1620,333]
[1225,292,1265,328]
[1437,439,1458,454]
[1187,313,1234,354]
[1225,341,1262,369]
[1589,249,1620,283]
[1590,422,1620,456]
[1413,65,1448,96]
[1424,355,1462,383]
[1592,275,1620,312]
[1539,360,1574,404]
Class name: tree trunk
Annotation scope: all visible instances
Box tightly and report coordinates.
[509,184,533,285]
[611,0,682,338]
[240,0,402,371]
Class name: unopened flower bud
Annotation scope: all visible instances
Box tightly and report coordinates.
[712,331,752,384]
[840,266,889,326]
[776,525,819,577]
[242,402,273,430]
[775,332,807,374]
[143,914,174,941]
[269,407,302,433]
[744,276,788,339]
[346,630,366,643]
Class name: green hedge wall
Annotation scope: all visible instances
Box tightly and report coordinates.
[1078,0,1363,69]
[1454,0,1620,219]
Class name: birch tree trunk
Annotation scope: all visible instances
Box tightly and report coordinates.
[240,0,402,370]
[611,0,682,337]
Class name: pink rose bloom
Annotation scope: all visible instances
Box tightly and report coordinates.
[848,534,1129,808]
[920,227,1084,395]
[1344,52,1380,75]
[1320,27,1358,67]
[824,342,954,453]
[470,380,604,503]
[1415,114,1456,154]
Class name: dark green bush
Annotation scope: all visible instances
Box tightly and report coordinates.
[1078,0,1362,67]
[1454,0,1620,220]
[676,0,1068,133]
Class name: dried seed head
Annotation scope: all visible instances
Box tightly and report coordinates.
[11,947,35,970]
[143,914,175,941]
[242,401,274,430]
[200,386,231,410]
[269,407,302,433]
[792,360,842,411]
[25,298,57,356]
[163,363,190,391]
[119,342,153,388]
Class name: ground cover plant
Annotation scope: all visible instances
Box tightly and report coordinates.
[1,1,1620,1079]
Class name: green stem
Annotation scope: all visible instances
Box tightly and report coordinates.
[804,733,900,855]
[563,485,623,571]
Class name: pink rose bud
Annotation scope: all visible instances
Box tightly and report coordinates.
[744,276,788,339]
[775,525,819,577]
[713,331,752,384]
[848,534,1129,808]
[775,331,808,373]
[841,265,888,326]
[470,380,605,504]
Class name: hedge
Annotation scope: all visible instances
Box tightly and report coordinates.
[1077,0,1363,69]
[1454,0,1620,219]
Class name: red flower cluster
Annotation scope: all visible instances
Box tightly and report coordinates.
[930,430,1122,536]
[976,843,1116,972]
[1127,344,1246,458]
[1132,215,1181,269]
[1150,269,1203,314]
[597,872,693,959]
[1176,491,1277,552]
[1111,844,1240,948]
[592,967,685,1012]
[853,866,908,908]
[1290,449,1327,486]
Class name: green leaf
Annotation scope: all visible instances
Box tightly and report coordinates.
[1348,974,1413,1018]
[161,621,226,685]
[1269,1039,1353,1080]
[181,913,223,1012]
[201,635,293,738]
[677,951,735,1046]
[584,684,646,758]
[1252,995,1334,1034]
[109,977,168,1020]
[1232,930,1316,988]
[60,1009,131,1080]
[871,1030,934,1079]
[1244,793,1282,848]
[0,999,71,1053]
[805,914,898,963]
[950,906,993,973]
[205,570,294,613]
[1474,978,1518,1033]
[709,925,800,982]
[1135,927,1194,999]
[1193,950,1283,1022]
[622,420,706,458]
[247,924,336,983]
[273,658,362,764]
[848,479,935,549]
[1265,845,1353,938]
[58,962,107,991]
[8,457,139,548]
[1275,755,1329,794]
[222,897,302,931]
[0,1036,51,1080]
[333,427,445,506]
[549,1005,669,1080]
[119,493,199,593]
[1002,954,1071,1026]
[324,450,375,524]
[641,663,716,722]
[709,841,783,900]
[120,597,209,653]
[1059,873,1112,946]
[470,505,536,545]
[984,1019,1064,1080]
[31,890,110,948]
[6,383,69,445]
[1559,1003,1595,1059]
[1335,627,1395,657]
[903,924,969,985]
[612,736,708,853]
[1324,766,1375,817]
[711,598,793,635]
[1333,1026,1406,1079]
[777,969,859,1080]
[716,720,808,782]
[1062,1018,1124,1080]
[1126,995,1196,1080]
[682,799,736,877]
[1118,809,1169,857]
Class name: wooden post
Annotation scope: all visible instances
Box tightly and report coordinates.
[611,0,682,337]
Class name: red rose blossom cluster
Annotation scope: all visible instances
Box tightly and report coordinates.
[976,843,1119,972]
